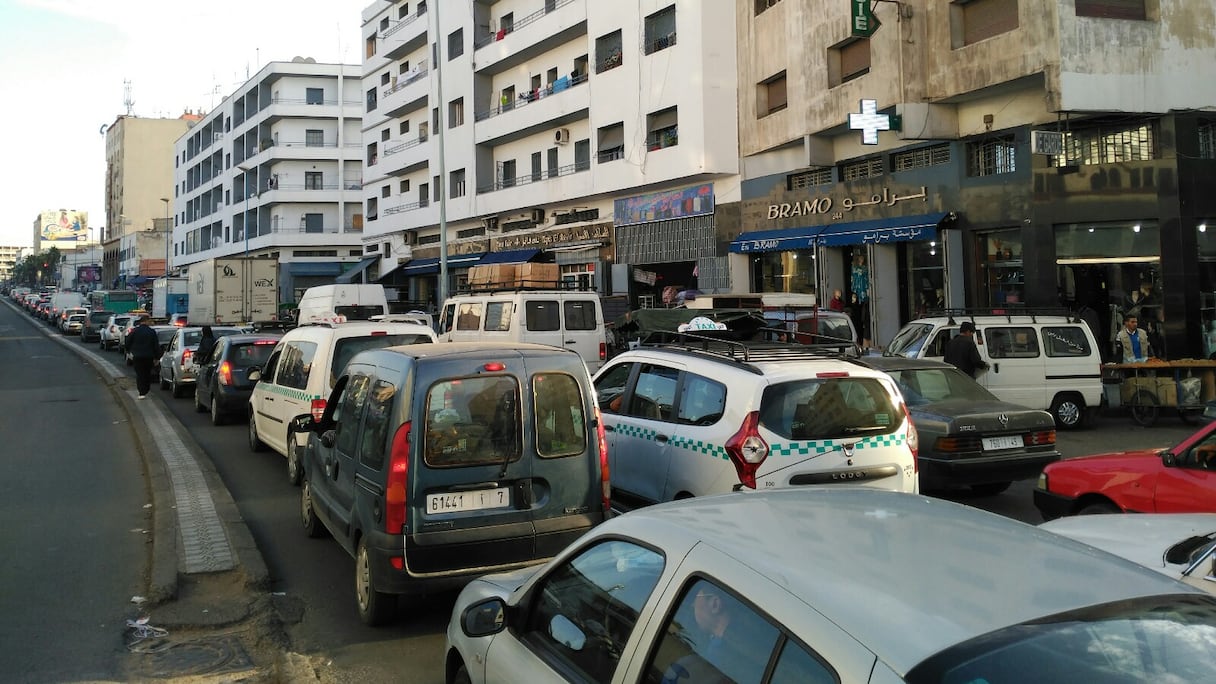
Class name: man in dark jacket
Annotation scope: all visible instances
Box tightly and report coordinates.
[125,316,160,398]
[194,325,217,366]
[943,321,990,378]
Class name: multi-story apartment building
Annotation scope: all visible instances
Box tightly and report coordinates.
[736,0,1216,358]
[359,0,740,309]
[172,59,365,307]
[103,115,197,288]
[0,245,26,281]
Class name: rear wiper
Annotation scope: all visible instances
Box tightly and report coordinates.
[841,426,888,434]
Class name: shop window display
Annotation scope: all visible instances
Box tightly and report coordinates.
[978,230,1023,309]
[751,249,816,296]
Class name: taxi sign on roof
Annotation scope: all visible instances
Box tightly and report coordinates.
[678,316,728,333]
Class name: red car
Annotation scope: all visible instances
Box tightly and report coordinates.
[1035,421,1216,519]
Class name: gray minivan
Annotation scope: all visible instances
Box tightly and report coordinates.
[295,342,610,625]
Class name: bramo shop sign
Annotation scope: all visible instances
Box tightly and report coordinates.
[767,198,833,220]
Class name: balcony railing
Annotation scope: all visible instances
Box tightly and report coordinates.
[384,132,429,156]
[381,5,427,38]
[474,71,588,122]
[597,146,624,163]
[474,0,575,50]
[384,200,431,216]
[477,160,589,193]
[267,96,342,106]
[383,60,429,96]
[644,32,677,55]
[646,127,679,151]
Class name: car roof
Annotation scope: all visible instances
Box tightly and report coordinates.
[602,488,1202,676]
[858,355,957,372]
[611,345,885,383]
[905,315,1076,326]
[218,334,283,344]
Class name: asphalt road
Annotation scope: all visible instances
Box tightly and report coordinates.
[2,295,1204,683]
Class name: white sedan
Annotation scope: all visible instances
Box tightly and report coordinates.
[158,326,242,398]
[445,488,1216,684]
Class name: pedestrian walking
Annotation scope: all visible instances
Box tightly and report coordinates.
[125,316,160,398]
[943,321,990,378]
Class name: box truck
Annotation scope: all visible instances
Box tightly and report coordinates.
[186,257,278,325]
[152,277,190,318]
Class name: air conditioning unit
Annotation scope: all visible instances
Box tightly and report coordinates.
[530,208,545,224]
[403,229,417,246]
[554,128,570,144]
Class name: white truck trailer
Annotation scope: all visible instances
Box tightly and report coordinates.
[186,257,279,325]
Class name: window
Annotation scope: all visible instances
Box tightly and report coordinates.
[305,172,323,190]
[547,147,559,178]
[448,98,464,128]
[1043,326,1093,357]
[419,182,429,207]
[986,326,1040,359]
[894,144,951,171]
[829,39,870,87]
[448,28,463,60]
[531,152,542,182]
[500,12,514,34]
[628,364,679,421]
[366,87,377,112]
[399,179,410,193]
[334,373,371,455]
[501,160,516,188]
[450,169,465,198]
[533,373,586,458]
[274,341,318,390]
[1200,120,1216,159]
[381,185,391,198]
[305,88,324,105]
[596,30,623,73]
[644,5,677,54]
[523,541,664,682]
[574,139,591,171]
[367,142,378,166]
[840,157,884,181]
[953,0,1019,48]
[303,213,323,233]
[677,374,726,426]
[762,378,898,440]
[1076,0,1146,19]
[967,135,1017,176]
[433,175,440,202]
[305,129,324,147]
[646,107,678,150]
[598,122,625,163]
[380,72,390,86]
[365,34,377,59]
[399,119,410,135]
[787,168,833,190]
[484,302,513,331]
[755,0,783,14]
[424,376,521,467]
[1052,120,1158,166]
[525,300,560,331]
[564,300,597,331]
[758,71,787,117]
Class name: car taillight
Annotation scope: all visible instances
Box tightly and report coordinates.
[385,421,411,535]
[310,399,327,422]
[594,407,610,513]
[598,342,606,361]
[724,411,769,489]
[182,349,193,365]
[934,436,981,452]
[1027,430,1056,445]
[218,361,233,386]
[904,405,919,472]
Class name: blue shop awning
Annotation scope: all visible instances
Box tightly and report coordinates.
[128,275,152,285]
[334,255,380,283]
[476,248,541,265]
[288,261,343,277]
[730,211,954,253]
[402,253,485,276]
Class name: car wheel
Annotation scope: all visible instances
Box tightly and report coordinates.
[1130,390,1159,427]
[210,394,225,426]
[1079,501,1121,515]
[970,482,1012,496]
[159,372,170,390]
[194,388,207,413]
[301,478,326,538]
[1050,394,1086,430]
[356,538,395,626]
[287,430,304,486]
[248,414,267,452]
[171,375,185,398]
[453,664,472,684]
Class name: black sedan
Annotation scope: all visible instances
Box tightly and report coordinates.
[193,333,281,425]
[860,356,1060,495]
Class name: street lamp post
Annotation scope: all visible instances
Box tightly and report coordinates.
[159,198,171,278]
[237,163,256,322]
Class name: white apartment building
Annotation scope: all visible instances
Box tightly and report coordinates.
[171,59,366,306]
[360,0,740,309]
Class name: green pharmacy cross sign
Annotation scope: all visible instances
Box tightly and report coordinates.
[851,0,880,38]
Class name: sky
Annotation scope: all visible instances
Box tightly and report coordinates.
[0,0,372,250]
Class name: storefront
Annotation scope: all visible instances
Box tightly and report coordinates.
[488,222,613,292]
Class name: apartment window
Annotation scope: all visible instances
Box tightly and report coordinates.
[786,168,833,190]
[399,60,411,74]
[380,72,391,86]
[366,34,377,58]
[419,183,429,207]
[399,3,410,20]
[433,175,441,202]
[366,87,377,112]
[450,169,466,198]
[894,144,951,171]
[967,135,1018,176]
[381,128,391,142]
[758,71,787,117]
[367,197,379,221]
[501,160,517,188]
[433,107,439,131]
[547,68,559,86]
[596,30,623,73]
[755,0,783,14]
[381,185,391,198]
[531,152,542,181]
[305,129,324,147]
[400,179,411,193]
[574,139,591,171]
[598,122,625,163]
[1051,120,1159,166]
[646,107,679,150]
[500,85,516,112]
[1076,0,1146,19]
[379,17,389,32]
[829,39,870,87]
[304,214,323,233]
[448,28,464,60]
[306,172,323,190]
[573,54,589,79]
[547,147,559,178]
[306,88,324,105]
[952,0,1019,48]
[644,5,677,55]
[367,142,378,166]
[500,12,514,34]
[1199,120,1216,159]
[399,120,410,135]
[449,98,464,128]
[840,157,884,181]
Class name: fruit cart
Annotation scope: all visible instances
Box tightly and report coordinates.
[1106,360,1216,427]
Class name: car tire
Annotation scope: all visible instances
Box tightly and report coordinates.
[248,413,268,452]
[210,394,225,426]
[160,373,170,390]
[453,664,472,684]
[1079,501,1120,515]
[287,429,304,486]
[1050,394,1086,430]
[171,375,185,398]
[970,482,1012,496]
[301,478,326,539]
[356,539,395,626]
[1130,390,1159,428]
[194,388,207,413]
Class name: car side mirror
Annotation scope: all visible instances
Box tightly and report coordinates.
[319,430,337,449]
[248,368,261,382]
[1162,452,1177,467]
[461,597,507,638]
[292,415,316,433]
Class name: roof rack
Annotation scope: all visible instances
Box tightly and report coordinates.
[642,330,866,371]
[926,307,1077,325]
[455,279,596,295]
[248,320,295,333]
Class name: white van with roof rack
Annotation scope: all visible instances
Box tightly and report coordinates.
[886,308,1103,429]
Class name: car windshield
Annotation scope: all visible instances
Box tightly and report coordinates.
[906,595,1216,684]
[229,342,276,368]
[157,329,178,344]
[886,367,998,405]
[760,377,899,440]
[887,323,935,357]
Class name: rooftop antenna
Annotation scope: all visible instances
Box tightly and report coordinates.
[123,79,135,116]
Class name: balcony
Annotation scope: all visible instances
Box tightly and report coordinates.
[253,182,352,205]
[472,0,586,75]
[474,72,589,146]
[381,5,429,61]
[257,96,360,125]
[381,60,429,118]
[381,132,431,177]
[476,160,592,216]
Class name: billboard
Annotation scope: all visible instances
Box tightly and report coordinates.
[40,209,88,243]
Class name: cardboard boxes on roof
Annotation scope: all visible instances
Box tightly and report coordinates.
[467,262,559,288]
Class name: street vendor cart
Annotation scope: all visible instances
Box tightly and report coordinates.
[1105,359,1216,426]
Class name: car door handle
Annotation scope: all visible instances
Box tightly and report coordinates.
[265,396,275,402]
[604,424,616,432]
[656,434,669,443]
[564,339,576,345]
[993,362,1000,373]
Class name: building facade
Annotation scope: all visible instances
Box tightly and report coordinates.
[0,245,27,281]
[736,0,1216,357]
[103,115,196,288]
[359,0,740,311]
[171,59,365,309]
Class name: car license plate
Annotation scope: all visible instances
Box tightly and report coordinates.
[982,435,1024,451]
[426,488,511,514]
